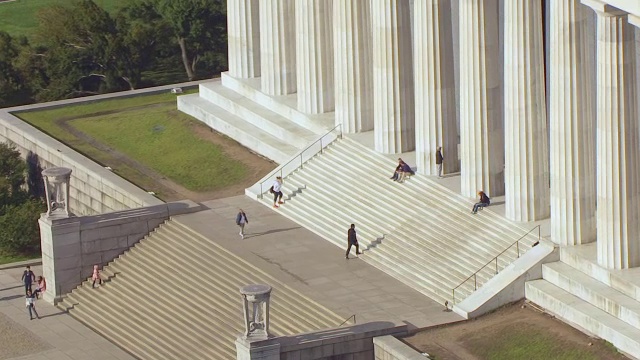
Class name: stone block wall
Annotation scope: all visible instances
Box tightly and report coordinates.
[39,200,203,303]
[373,336,424,360]
[0,109,163,215]
[237,322,408,360]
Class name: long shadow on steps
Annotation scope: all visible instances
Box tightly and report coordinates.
[242,226,301,239]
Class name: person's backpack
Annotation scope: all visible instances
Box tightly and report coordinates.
[269,186,275,194]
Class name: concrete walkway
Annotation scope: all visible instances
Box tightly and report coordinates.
[0,265,134,360]
[177,195,464,329]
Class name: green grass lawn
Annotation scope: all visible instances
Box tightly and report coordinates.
[0,252,38,265]
[0,0,131,39]
[16,90,248,193]
[465,323,606,360]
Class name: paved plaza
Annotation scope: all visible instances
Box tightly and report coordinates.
[0,194,464,359]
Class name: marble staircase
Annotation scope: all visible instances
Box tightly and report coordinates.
[254,137,539,306]
[56,218,345,360]
[177,73,334,164]
[526,244,640,358]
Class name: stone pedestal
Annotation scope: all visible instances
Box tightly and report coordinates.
[458,0,504,197]
[296,0,334,114]
[240,284,272,339]
[39,215,81,304]
[503,0,550,221]
[371,0,415,154]
[260,0,296,95]
[414,0,458,176]
[228,0,261,78]
[333,0,373,133]
[235,338,280,360]
[586,5,640,269]
[549,0,596,245]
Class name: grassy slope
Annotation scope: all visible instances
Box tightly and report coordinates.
[16,91,247,193]
[0,0,131,39]
[0,253,38,265]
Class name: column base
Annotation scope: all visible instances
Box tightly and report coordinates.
[235,336,280,360]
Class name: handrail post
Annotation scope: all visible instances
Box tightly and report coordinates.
[320,137,323,153]
[495,257,498,274]
[474,274,477,290]
[517,241,520,258]
[538,225,541,241]
[260,183,263,199]
[452,289,455,304]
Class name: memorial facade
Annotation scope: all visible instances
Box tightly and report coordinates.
[225,0,640,269]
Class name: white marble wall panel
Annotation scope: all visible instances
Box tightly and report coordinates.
[458,0,504,197]
[334,0,374,133]
[296,0,334,114]
[414,0,458,176]
[260,0,297,95]
[228,0,261,78]
[372,0,415,154]
[549,0,596,245]
[504,0,550,221]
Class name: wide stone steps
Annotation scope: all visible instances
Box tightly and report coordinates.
[177,93,297,163]
[256,137,537,304]
[199,82,317,148]
[526,279,640,357]
[57,219,345,360]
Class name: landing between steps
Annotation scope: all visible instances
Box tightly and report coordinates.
[173,195,464,330]
[526,279,640,358]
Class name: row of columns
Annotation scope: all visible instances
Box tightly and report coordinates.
[227,0,640,269]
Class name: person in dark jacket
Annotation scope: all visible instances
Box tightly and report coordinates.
[390,159,404,181]
[472,191,491,214]
[397,161,415,183]
[21,266,35,293]
[236,209,249,239]
[346,224,361,259]
[436,147,444,178]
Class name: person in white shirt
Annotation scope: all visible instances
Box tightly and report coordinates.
[272,176,284,208]
[25,290,39,320]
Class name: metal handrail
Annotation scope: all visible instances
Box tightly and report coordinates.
[451,225,541,304]
[259,123,343,198]
[339,314,356,327]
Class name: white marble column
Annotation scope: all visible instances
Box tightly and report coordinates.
[458,0,504,197]
[228,0,261,78]
[549,0,596,245]
[334,0,374,133]
[260,0,296,95]
[585,3,640,269]
[296,0,334,114]
[414,0,459,176]
[372,0,415,154]
[503,0,549,221]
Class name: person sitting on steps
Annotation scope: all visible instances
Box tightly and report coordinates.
[390,159,404,181]
[397,161,415,183]
[472,191,490,214]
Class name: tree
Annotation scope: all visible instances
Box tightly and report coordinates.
[153,0,227,80]
[0,199,45,255]
[0,32,34,107]
[0,142,27,206]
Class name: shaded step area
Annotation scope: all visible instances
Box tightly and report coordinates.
[256,137,539,306]
[177,76,335,164]
[526,280,640,358]
[57,219,346,360]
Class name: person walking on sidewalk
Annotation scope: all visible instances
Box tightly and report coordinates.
[272,176,284,208]
[25,290,39,320]
[236,209,249,239]
[346,224,361,259]
[436,147,444,178]
[21,266,35,293]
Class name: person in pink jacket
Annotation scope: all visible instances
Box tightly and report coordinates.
[92,265,102,288]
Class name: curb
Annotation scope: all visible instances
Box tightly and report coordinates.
[0,258,42,270]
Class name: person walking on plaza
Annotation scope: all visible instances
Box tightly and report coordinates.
[21,266,35,293]
[346,224,361,259]
[272,176,284,208]
[92,265,102,288]
[436,147,444,178]
[472,191,491,214]
[25,290,39,320]
[236,209,249,239]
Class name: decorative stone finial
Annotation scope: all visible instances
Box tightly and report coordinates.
[41,167,72,218]
[240,284,272,339]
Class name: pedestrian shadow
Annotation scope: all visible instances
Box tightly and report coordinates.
[38,312,64,319]
[243,226,301,239]
[0,285,23,292]
[0,294,25,301]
